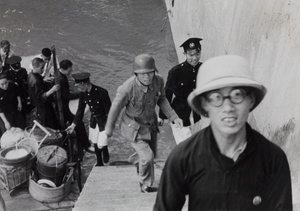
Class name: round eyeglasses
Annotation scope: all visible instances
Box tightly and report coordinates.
[204,88,248,107]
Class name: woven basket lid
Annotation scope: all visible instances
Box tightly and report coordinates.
[37,145,67,166]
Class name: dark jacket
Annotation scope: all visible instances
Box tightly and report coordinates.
[159,61,201,126]
[154,124,292,211]
[73,84,111,131]
[6,67,28,102]
[27,72,59,129]
[56,71,73,122]
[56,71,90,150]
[0,81,25,132]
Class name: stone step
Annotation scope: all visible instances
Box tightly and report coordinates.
[73,165,161,211]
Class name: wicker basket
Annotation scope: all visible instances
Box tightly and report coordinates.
[29,167,73,203]
[0,162,32,194]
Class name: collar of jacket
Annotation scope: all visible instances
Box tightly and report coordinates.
[184,60,201,70]
[207,123,257,166]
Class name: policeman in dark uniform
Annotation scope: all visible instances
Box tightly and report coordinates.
[6,55,34,114]
[56,60,94,162]
[159,37,202,144]
[65,72,111,166]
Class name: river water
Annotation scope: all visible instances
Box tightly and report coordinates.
[0,0,178,161]
[0,0,177,97]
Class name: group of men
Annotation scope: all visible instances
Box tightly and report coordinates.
[100,38,204,193]
[1,37,293,210]
[27,50,111,166]
[101,37,291,210]
[35,38,293,210]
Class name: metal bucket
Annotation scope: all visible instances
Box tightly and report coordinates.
[29,167,73,202]
[36,145,67,186]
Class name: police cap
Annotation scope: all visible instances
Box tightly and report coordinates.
[6,55,22,65]
[72,72,90,85]
[180,38,203,52]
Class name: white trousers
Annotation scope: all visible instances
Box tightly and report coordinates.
[89,125,107,148]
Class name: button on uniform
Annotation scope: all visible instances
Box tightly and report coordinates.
[253,196,262,205]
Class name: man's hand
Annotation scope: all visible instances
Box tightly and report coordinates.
[4,121,11,130]
[158,118,164,126]
[65,123,76,134]
[17,101,22,111]
[47,84,60,97]
[173,118,183,129]
[105,129,113,138]
[43,77,54,83]
[51,84,60,92]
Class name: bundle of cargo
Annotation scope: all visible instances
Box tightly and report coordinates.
[0,127,25,148]
[0,120,51,195]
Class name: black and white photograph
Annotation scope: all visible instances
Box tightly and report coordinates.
[0,0,298,210]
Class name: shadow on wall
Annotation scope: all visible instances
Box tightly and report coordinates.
[269,118,296,147]
[250,117,296,149]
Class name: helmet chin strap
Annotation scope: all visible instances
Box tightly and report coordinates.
[137,77,150,87]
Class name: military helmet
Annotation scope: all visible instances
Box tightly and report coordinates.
[133,54,157,74]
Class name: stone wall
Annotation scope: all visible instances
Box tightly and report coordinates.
[164,0,300,206]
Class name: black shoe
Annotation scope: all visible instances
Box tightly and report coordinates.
[139,183,156,193]
[102,146,110,163]
[95,162,104,166]
[94,144,104,166]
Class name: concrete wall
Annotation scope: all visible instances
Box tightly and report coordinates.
[164,0,300,206]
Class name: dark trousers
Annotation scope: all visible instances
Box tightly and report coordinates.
[64,109,90,160]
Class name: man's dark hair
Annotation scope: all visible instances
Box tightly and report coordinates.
[32,57,44,68]
[59,59,73,70]
[41,48,51,57]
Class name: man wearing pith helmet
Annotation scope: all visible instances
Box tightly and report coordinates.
[154,55,292,210]
[105,53,183,193]
[159,37,203,144]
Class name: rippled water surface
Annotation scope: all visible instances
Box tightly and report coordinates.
[0,0,177,96]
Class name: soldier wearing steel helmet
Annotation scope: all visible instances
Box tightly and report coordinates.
[105,53,183,193]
